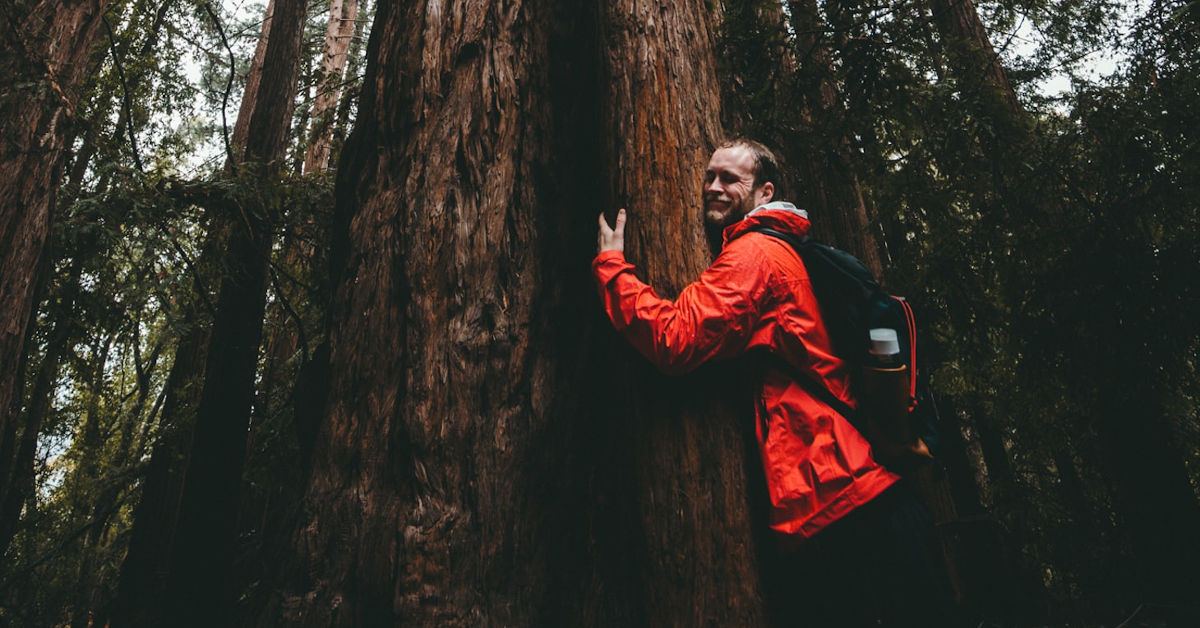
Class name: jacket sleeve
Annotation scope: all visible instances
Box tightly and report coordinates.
[591,241,772,375]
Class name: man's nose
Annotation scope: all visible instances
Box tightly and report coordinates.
[705,179,722,195]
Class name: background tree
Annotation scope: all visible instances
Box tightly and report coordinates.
[0,0,111,550]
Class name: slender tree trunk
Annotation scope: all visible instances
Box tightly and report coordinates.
[108,299,211,627]
[928,0,1020,111]
[114,1,304,621]
[162,0,308,622]
[65,334,113,628]
[0,0,110,513]
[303,0,359,173]
[784,0,883,275]
[0,256,87,553]
[231,0,276,159]
[259,0,769,625]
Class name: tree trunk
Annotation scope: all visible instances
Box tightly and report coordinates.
[230,0,276,159]
[0,0,110,512]
[108,302,210,627]
[783,0,883,275]
[594,2,770,625]
[257,0,770,625]
[0,256,87,554]
[928,0,1020,111]
[158,0,308,622]
[303,0,360,173]
[65,334,113,628]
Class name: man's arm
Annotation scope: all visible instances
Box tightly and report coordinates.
[593,211,770,375]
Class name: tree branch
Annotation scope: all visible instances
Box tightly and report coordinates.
[202,2,236,167]
[269,262,310,362]
[103,14,145,173]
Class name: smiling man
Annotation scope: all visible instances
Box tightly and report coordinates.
[593,139,956,626]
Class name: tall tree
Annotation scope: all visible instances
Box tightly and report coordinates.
[157,0,310,623]
[928,0,1020,111]
[0,0,110,535]
[258,0,772,624]
[784,0,883,273]
[303,0,360,173]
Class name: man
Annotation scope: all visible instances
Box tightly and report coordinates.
[593,139,956,626]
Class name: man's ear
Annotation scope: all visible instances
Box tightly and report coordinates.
[759,181,775,204]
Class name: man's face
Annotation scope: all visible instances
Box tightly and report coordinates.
[702,146,774,230]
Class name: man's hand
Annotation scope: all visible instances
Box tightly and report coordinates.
[597,209,626,254]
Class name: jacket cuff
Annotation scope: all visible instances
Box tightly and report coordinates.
[591,249,631,283]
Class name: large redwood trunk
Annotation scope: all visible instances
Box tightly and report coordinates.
[0,0,109,531]
[594,1,769,625]
[260,0,770,625]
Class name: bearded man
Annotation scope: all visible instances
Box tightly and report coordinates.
[593,139,957,627]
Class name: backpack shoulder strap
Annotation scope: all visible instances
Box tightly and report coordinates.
[739,224,864,425]
[759,350,860,425]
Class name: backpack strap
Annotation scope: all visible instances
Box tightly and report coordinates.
[760,351,861,426]
[738,226,866,425]
[744,226,881,297]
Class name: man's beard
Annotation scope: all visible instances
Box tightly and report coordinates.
[703,197,753,255]
[703,196,754,229]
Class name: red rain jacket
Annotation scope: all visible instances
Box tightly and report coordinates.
[593,205,899,540]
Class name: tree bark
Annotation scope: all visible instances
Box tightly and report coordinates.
[594,2,770,625]
[303,0,360,173]
[230,0,276,160]
[259,0,769,625]
[0,0,110,518]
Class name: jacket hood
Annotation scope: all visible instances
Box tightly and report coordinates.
[724,201,811,245]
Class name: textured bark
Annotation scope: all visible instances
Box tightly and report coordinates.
[230,0,276,158]
[0,0,109,517]
[595,2,769,625]
[260,0,769,625]
[303,0,360,173]
[160,0,308,623]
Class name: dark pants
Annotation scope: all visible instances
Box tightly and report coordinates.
[764,483,959,627]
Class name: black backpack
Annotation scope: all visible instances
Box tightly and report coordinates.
[742,226,941,468]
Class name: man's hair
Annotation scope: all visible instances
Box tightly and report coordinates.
[718,138,787,201]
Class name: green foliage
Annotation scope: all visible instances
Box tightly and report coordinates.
[0,0,353,623]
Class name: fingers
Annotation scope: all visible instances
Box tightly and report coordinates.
[597,209,627,254]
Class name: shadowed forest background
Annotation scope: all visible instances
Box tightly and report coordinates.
[1,0,1198,625]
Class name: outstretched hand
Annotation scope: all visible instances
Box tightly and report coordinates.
[597,209,626,254]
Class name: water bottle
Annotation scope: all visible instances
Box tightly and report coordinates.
[860,328,931,464]
[860,328,912,443]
